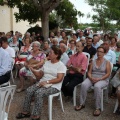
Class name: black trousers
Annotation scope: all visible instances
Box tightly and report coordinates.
[0,71,11,85]
[61,73,83,97]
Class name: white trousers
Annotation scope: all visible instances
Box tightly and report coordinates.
[80,78,108,109]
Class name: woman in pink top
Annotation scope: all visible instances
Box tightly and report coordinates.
[61,41,88,98]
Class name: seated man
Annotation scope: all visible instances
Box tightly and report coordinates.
[83,37,96,61]
[61,41,88,98]
[0,37,12,85]
[93,40,116,65]
[59,43,69,65]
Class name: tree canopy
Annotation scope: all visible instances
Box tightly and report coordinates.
[0,0,83,39]
[85,0,120,31]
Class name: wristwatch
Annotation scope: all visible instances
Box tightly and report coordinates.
[47,81,49,84]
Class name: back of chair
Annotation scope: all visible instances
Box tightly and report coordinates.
[83,52,90,79]
[0,85,16,120]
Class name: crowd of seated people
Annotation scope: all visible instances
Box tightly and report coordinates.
[0,30,120,119]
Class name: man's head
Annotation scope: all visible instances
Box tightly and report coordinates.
[76,41,84,53]
[44,41,49,49]
[86,37,93,46]
[0,37,8,49]
[102,40,110,52]
[79,31,84,38]
[59,43,67,53]
[52,38,58,45]
[93,35,99,44]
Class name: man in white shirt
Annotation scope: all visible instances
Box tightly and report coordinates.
[0,37,12,85]
[92,35,100,49]
[1,36,15,59]
[59,43,69,65]
[93,40,116,64]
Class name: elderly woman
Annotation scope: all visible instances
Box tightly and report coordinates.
[66,39,76,57]
[16,41,46,92]
[9,35,19,55]
[110,37,117,51]
[75,46,111,116]
[16,46,66,120]
[15,37,32,69]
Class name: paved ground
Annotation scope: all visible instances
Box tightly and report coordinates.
[8,78,120,120]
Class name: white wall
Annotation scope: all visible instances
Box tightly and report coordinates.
[0,5,41,35]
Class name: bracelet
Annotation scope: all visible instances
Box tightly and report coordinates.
[47,80,49,84]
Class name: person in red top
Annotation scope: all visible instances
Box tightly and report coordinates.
[61,41,88,98]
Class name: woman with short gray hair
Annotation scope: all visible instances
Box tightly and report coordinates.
[16,41,46,92]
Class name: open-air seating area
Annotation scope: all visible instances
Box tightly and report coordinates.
[2,76,119,120]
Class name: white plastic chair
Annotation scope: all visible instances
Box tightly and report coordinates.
[113,99,118,113]
[10,59,15,83]
[0,81,10,88]
[73,52,90,106]
[48,91,64,120]
[0,85,16,120]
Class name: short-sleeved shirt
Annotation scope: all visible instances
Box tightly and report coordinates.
[60,52,69,65]
[5,46,15,58]
[40,60,67,90]
[83,46,96,58]
[92,42,100,49]
[67,52,88,75]
[93,49,116,64]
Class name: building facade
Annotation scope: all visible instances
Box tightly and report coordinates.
[0,5,41,35]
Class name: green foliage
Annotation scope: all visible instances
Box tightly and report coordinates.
[85,0,120,31]
[56,0,83,29]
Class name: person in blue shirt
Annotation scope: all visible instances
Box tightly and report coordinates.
[0,37,12,85]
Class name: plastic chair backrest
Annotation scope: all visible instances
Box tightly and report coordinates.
[0,85,16,120]
[83,52,90,79]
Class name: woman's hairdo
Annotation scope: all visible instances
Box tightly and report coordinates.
[97,46,106,53]
[32,41,41,49]
[51,46,62,60]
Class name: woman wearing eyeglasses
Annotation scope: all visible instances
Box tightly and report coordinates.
[16,41,46,92]
[75,46,111,116]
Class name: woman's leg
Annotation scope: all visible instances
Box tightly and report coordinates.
[80,78,92,105]
[23,84,39,113]
[31,87,59,118]
[94,80,108,109]
[16,67,28,92]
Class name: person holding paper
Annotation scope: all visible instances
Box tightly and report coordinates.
[16,46,66,120]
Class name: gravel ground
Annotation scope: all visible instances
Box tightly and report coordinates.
[7,78,120,120]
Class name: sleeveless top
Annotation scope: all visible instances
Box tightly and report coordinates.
[91,59,109,81]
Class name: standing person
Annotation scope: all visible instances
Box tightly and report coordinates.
[0,37,12,85]
[61,41,88,98]
[75,46,111,116]
[16,46,66,120]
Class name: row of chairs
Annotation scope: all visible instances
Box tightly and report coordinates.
[1,52,118,120]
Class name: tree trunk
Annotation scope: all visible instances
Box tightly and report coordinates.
[41,11,49,41]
